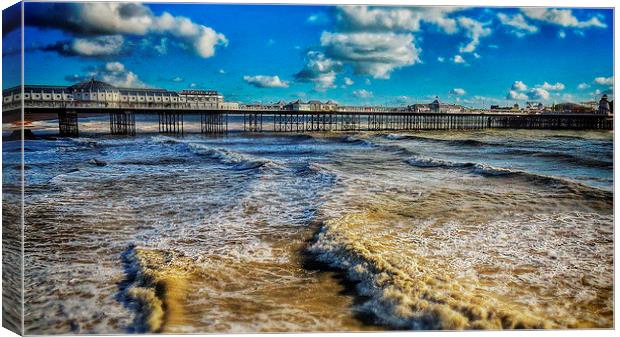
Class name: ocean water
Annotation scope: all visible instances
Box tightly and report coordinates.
[2,117,613,333]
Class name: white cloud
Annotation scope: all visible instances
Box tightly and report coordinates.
[100,62,144,87]
[71,35,125,56]
[343,77,354,86]
[511,80,528,91]
[537,81,565,91]
[521,8,606,29]
[353,89,373,98]
[506,90,528,100]
[171,76,183,83]
[335,6,460,33]
[437,56,445,62]
[320,31,420,79]
[295,51,343,91]
[218,69,226,74]
[152,37,168,55]
[450,88,466,95]
[497,13,539,37]
[365,78,372,85]
[452,55,466,64]
[577,82,590,90]
[67,61,146,88]
[296,6,492,82]
[506,82,551,101]
[307,13,328,25]
[558,30,566,38]
[105,61,125,73]
[28,3,227,59]
[457,17,491,53]
[527,87,550,100]
[42,35,125,57]
[594,76,613,86]
[243,75,289,88]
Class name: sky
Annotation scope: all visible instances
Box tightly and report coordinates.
[2,2,614,107]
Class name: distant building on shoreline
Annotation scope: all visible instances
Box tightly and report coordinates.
[598,94,612,115]
[407,97,467,113]
[3,79,613,116]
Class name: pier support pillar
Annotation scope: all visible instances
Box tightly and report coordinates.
[158,111,183,135]
[244,113,262,132]
[201,112,228,134]
[109,111,136,136]
[58,110,79,137]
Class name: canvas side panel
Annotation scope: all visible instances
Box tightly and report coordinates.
[2,1,24,335]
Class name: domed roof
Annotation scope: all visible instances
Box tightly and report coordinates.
[68,77,118,92]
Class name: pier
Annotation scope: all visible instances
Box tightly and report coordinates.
[4,80,613,137]
[9,106,613,137]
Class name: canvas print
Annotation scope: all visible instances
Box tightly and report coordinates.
[1,1,614,335]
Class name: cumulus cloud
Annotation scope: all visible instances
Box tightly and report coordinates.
[353,89,373,98]
[243,75,289,88]
[452,55,466,64]
[594,76,613,86]
[65,61,146,88]
[521,8,606,29]
[23,2,227,58]
[343,77,354,86]
[294,6,494,87]
[497,13,539,37]
[558,30,566,38]
[506,90,528,100]
[450,88,466,95]
[437,56,445,62]
[42,35,125,57]
[320,31,420,79]
[537,81,565,91]
[457,17,491,53]
[295,51,343,91]
[527,87,550,100]
[105,61,125,73]
[511,80,528,91]
[506,81,554,101]
[294,6,493,87]
[335,6,460,33]
[578,82,590,90]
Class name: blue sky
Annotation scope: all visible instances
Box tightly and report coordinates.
[2,3,614,107]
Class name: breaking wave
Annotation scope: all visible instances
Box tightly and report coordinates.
[503,149,612,169]
[383,133,493,147]
[187,142,280,171]
[120,245,199,333]
[404,155,612,200]
[307,209,613,330]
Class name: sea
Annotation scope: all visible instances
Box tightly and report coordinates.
[2,115,614,333]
